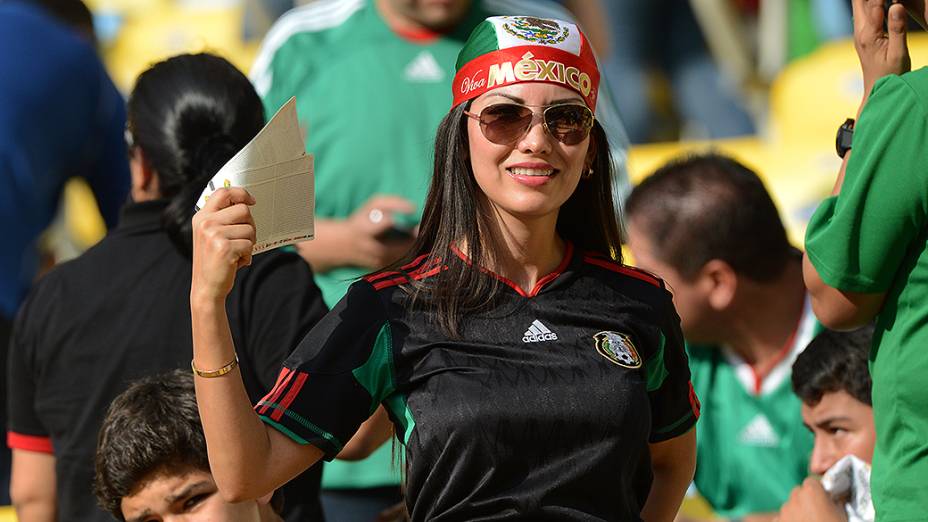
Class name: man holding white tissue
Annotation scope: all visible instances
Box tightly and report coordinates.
[779,326,876,522]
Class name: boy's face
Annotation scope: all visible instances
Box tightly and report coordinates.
[801,390,876,476]
[121,469,264,522]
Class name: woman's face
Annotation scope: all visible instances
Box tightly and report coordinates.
[466,83,592,226]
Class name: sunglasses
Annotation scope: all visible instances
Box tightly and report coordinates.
[464,102,594,146]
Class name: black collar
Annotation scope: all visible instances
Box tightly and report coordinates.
[114,199,170,235]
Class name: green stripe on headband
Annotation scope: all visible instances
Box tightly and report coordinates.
[455,19,499,71]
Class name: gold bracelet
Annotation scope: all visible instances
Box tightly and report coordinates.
[191,354,239,378]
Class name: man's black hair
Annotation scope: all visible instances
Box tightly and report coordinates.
[625,152,793,281]
[94,370,283,520]
[791,325,874,407]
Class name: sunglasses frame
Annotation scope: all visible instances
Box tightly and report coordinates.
[463,102,595,146]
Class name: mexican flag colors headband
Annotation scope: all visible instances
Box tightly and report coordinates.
[452,16,600,112]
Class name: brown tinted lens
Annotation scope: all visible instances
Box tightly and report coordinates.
[480,104,533,144]
[544,105,593,145]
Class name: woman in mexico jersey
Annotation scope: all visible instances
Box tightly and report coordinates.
[189,15,699,521]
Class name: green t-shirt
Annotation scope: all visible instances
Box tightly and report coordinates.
[805,68,928,522]
[688,299,818,517]
[250,0,631,491]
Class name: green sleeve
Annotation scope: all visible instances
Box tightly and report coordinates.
[805,73,928,293]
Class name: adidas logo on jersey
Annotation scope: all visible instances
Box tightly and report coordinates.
[404,50,445,82]
[739,414,780,447]
[523,320,558,343]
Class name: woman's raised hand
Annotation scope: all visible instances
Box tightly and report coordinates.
[191,187,257,303]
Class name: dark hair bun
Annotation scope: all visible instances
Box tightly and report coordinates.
[126,53,264,256]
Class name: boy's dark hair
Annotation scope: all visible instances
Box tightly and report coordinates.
[94,370,211,519]
[93,370,283,519]
[791,325,874,407]
[625,152,792,282]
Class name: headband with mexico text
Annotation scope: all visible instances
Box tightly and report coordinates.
[452,16,600,112]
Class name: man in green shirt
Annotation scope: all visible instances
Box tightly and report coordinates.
[249,0,629,517]
[804,1,928,520]
[626,153,816,520]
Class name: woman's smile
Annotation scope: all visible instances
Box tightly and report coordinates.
[507,162,559,187]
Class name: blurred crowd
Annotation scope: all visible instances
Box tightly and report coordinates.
[3,0,927,521]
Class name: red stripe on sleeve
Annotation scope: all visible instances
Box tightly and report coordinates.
[257,368,294,415]
[256,367,290,414]
[688,381,701,419]
[272,372,309,421]
[583,256,662,288]
[7,432,53,454]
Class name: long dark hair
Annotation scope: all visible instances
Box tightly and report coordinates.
[392,103,623,335]
[126,53,264,256]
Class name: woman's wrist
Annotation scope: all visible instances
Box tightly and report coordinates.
[190,289,226,313]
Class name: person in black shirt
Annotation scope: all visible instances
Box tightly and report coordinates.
[6,53,328,522]
[190,17,698,521]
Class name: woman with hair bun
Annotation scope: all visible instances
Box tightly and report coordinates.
[191,17,698,521]
[7,53,328,522]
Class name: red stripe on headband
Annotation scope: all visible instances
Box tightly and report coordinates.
[452,45,599,111]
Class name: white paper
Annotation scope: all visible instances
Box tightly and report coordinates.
[195,97,314,254]
[822,455,874,522]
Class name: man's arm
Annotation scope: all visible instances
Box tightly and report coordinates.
[642,428,696,522]
[802,0,907,328]
[10,449,56,522]
[803,255,885,330]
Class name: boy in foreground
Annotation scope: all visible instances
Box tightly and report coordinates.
[779,326,876,522]
[94,370,283,521]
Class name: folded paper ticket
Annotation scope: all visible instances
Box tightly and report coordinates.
[196,97,314,254]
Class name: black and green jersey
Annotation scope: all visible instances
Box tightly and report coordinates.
[255,244,698,520]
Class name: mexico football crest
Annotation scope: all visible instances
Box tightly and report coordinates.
[593,331,641,368]
[502,17,570,45]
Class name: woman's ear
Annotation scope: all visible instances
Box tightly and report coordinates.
[583,129,597,172]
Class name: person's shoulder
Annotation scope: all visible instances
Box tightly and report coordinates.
[250,0,369,93]
[251,1,367,66]
[0,2,102,79]
[899,66,928,89]
[13,255,82,334]
[580,251,667,292]
[268,0,368,38]
[362,254,442,293]
[869,67,928,110]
